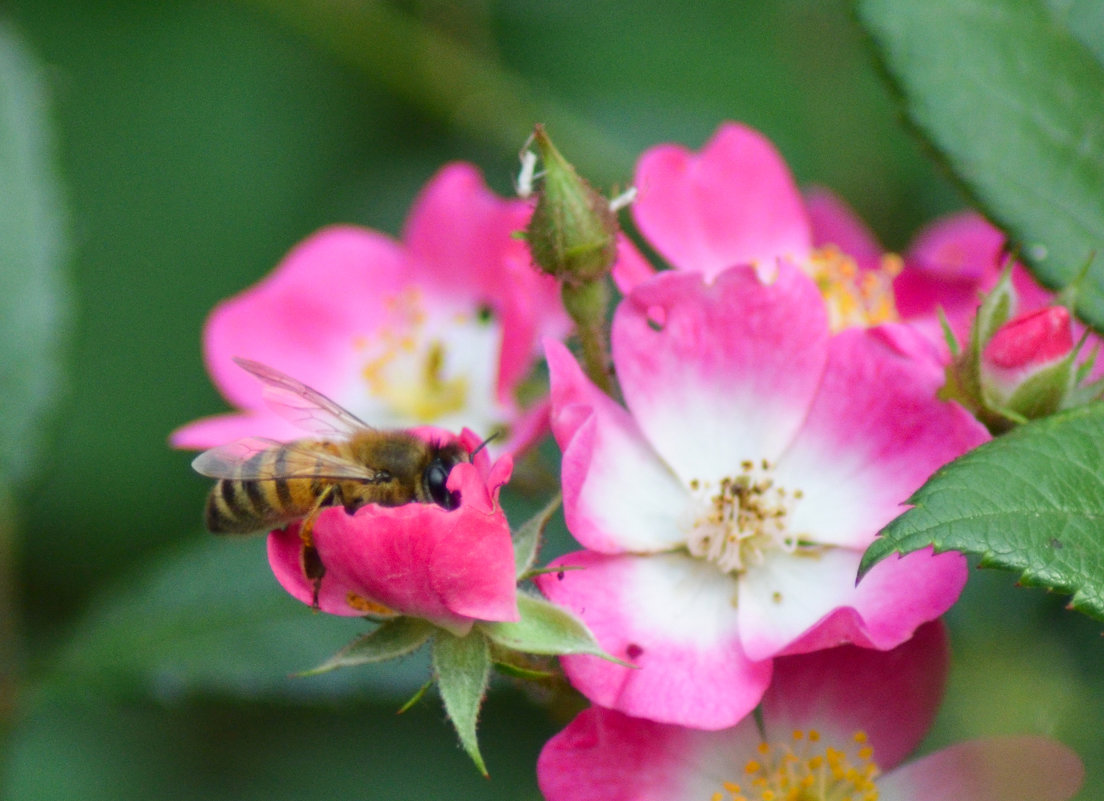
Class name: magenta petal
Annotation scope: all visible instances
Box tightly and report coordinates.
[300,485,516,633]
[879,737,1084,801]
[632,122,812,279]
[267,525,368,617]
[538,708,689,801]
[610,233,658,294]
[403,162,530,299]
[763,621,948,771]
[613,264,829,482]
[536,551,772,730]
[778,325,989,548]
[538,706,763,801]
[403,162,567,402]
[203,225,408,411]
[895,211,1057,343]
[804,187,884,272]
[546,338,688,553]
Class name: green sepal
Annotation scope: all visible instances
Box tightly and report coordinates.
[996,353,1075,420]
[480,593,632,666]
[396,677,433,714]
[859,403,1104,620]
[432,630,491,776]
[492,660,557,681]
[297,617,434,676]
[513,492,562,579]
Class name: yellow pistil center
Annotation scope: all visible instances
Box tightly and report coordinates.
[685,460,807,575]
[356,287,471,421]
[804,245,901,331]
[711,730,880,801]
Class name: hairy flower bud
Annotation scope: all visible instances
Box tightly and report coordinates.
[525,125,618,285]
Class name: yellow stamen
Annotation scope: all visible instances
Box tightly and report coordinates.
[710,729,880,801]
[803,245,901,331]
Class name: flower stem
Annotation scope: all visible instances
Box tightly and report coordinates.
[562,279,615,396]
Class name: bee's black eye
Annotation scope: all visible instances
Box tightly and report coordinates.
[426,460,458,509]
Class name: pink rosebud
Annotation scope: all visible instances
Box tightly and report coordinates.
[984,306,1074,373]
[977,306,1077,419]
[267,429,518,636]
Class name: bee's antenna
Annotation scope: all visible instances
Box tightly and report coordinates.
[469,431,502,459]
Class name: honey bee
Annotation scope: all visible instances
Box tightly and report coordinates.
[192,358,469,537]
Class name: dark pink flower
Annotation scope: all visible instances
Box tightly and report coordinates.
[538,622,1083,801]
[267,429,518,636]
[172,163,569,455]
[535,264,988,729]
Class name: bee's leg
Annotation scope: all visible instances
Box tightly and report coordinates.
[299,485,336,610]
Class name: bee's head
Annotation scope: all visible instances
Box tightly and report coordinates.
[425,442,469,510]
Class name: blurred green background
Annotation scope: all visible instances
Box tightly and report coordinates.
[0,0,1099,798]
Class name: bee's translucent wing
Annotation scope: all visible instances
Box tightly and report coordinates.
[234,357,372,438]
[192,436,383,482]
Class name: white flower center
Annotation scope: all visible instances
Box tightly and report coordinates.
[348,286,506,433]
[685,459,806,575]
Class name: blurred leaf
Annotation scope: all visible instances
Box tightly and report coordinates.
[1045,0,1104,63]
[46,536,430,702]
[856,0,1104,329]
[431,631,491,776]
[2,692,553,801]
[245,0,632,183]
[0,22,70,486]
[299,617,434,676]
[860,403,1104,620]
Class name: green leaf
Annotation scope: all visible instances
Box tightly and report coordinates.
[512,492,561,579]
[298,617,434,676]
[431,630,491,776]
[0,23,71,486]
[856,0,1104,329]
[860,403,1104,619]
[46,536,430,701]
[480,593,629,664]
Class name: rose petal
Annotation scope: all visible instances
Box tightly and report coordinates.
[403,163,568,400]
[202,225,408,413]
[302,483,517,634]
[613,264,829,483]
[536,551,771,729]
[762,621,948,771]
[786,548,965,655]
[546,338,689,554]
[538,706,763,801]
[878,736,1084,801]
[775,325,989,548]
[805,187,884,273]
[633,122,812,279]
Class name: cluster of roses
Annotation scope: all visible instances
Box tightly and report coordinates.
[174,123,1085,800]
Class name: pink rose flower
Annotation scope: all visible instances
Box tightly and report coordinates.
[267,429,518,636]
[538,622,1083,801]
[536,263,988,729]
[618,122,901,332]
[171,163,568,456]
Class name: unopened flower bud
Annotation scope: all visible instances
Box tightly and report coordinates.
[981,306,1075,418]
[525,125,618,284]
